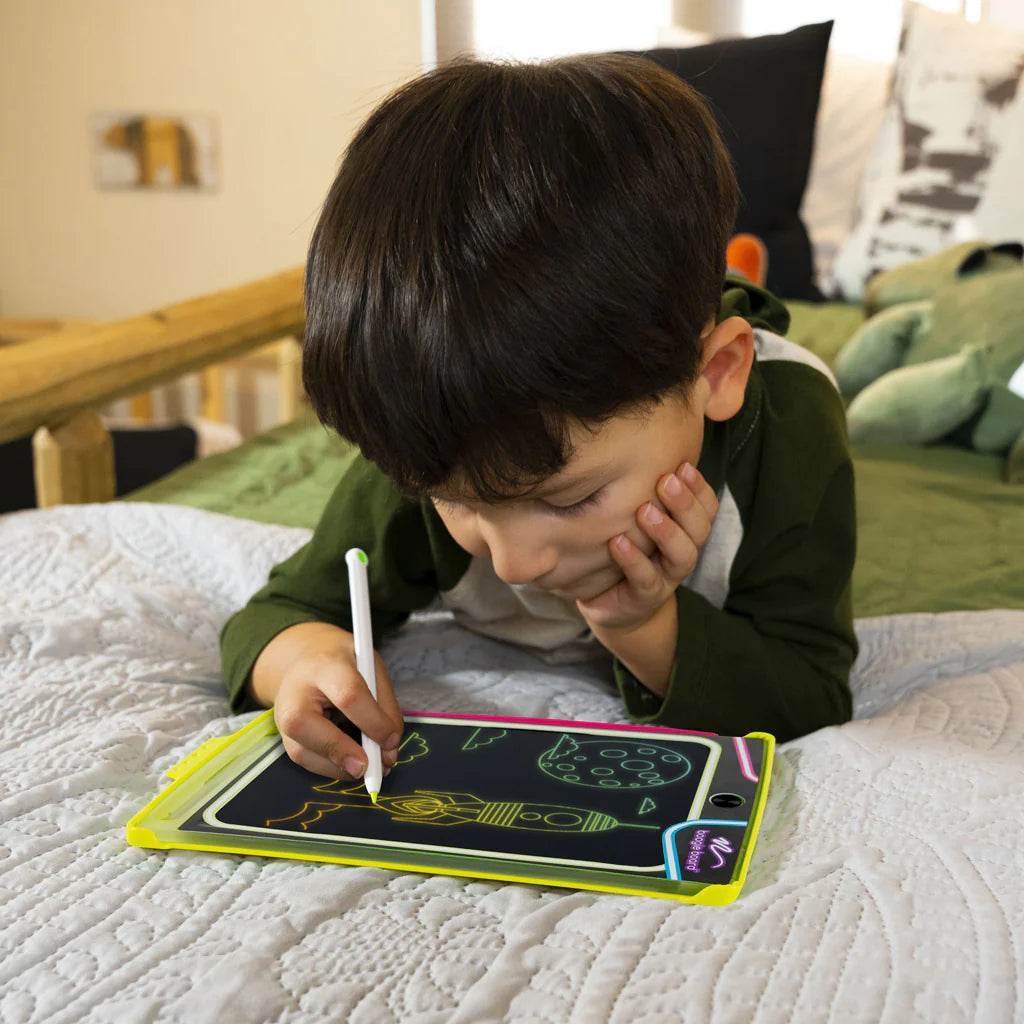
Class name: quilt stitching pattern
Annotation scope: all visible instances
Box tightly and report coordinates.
[0,504,1022,1023]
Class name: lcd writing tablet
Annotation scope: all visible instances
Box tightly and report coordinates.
[127,711,774,904]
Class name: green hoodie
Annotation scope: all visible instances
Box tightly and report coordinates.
[220,280,856,742]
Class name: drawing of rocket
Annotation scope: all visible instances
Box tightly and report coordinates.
[268,782,657,833]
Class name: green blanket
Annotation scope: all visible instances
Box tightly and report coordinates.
[128,301,1024,618]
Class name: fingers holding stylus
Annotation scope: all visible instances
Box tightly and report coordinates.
[366,648,405,760]
[276,690,364,780]
[275,657,403,780]
[345,650,404,774]
[324,654,402,749]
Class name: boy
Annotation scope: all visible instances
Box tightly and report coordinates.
[221,55,857,782]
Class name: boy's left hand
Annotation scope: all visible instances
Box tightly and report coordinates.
[577,462,717,631]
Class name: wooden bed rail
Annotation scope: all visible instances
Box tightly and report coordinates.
[0,266,305,507]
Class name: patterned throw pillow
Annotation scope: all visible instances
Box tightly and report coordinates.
[829,2,1024,300]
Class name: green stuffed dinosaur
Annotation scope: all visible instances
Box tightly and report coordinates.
[833,241,1024,482]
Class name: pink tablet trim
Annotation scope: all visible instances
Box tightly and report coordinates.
[733,737,758,782]
[401,710,716,737]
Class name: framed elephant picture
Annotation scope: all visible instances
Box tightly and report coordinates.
[91,111,219,191]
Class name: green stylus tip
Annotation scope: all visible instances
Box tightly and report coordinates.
[370,791,378,804]
[358,551,368,564]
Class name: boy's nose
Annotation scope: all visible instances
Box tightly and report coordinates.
[487,536,557,587]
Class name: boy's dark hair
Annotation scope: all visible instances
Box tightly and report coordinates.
[303,54,738,500]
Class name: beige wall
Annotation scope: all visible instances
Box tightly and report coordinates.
[0,0,424,320]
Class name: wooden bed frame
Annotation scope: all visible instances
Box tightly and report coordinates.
[0,268,305,507]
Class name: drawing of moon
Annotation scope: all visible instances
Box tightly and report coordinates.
[538,735,691,789]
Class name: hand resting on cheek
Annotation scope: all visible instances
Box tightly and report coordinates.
[578,460,718,631]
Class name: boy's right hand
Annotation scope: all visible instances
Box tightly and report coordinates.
[247,621,404,780]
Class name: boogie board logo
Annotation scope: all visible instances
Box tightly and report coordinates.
[684,830,734,872]
[662,820,747,881]
[708,835,733,869]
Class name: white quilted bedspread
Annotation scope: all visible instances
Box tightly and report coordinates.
[1,503,1023,1024]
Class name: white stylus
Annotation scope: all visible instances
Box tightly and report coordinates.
[345,547,383,803]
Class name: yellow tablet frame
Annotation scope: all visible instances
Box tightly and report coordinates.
[127,710,774,905]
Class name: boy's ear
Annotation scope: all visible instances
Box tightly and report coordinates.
[699,316,755,421]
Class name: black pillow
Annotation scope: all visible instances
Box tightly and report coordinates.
[628,21,833,300]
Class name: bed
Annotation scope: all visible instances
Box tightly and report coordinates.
[4,5,1024,1018]
[3,294,1023,1022]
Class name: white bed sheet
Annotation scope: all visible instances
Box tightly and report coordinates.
[1,503,1022,1023]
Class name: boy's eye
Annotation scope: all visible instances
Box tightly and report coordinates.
[544,487,605,518]
[434,488,605,518]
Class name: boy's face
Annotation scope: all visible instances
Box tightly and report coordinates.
[431,391,706,602]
